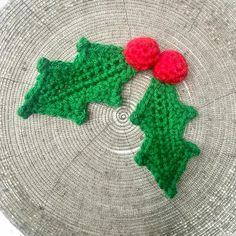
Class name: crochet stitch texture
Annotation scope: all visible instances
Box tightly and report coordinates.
[153,50,188,84]
[17,36,200,198]
[124,37,160,71]
[130,78,200,198]
[17,37,137,125]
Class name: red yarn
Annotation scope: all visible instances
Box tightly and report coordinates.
[124,37,160,71]
[153,50,188,84]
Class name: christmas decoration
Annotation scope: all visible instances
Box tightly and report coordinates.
[17,37,200,198]
[153,50,188,84]
[130,78,200,198]
[17,37,137,125]
[123,37,160,70]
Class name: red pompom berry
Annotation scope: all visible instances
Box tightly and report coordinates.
[124,37,160,71]
[153,50,188,84]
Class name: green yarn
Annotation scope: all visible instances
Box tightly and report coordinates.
[17,37,200,198]
[130,78,200,198]
[17,37,136,125]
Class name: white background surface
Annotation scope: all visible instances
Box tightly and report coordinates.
[0,212,24,236]
[0,0,235,235]
[0,0,8,9]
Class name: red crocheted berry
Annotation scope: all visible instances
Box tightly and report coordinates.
[153,50,188,84]
[124,37,160,71]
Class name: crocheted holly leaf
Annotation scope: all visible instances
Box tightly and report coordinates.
[130,78,200,198]
[17,37,136,125]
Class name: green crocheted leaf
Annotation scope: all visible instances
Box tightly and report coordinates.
[17,37,136,125]
[130,78,200,198]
